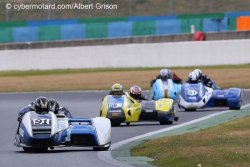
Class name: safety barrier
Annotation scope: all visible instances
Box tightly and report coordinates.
[38,26,61,41]
[156,20,181,35]
[237,16,250,31]
[132,21,156,36]
[60,24,85,40]
[108,22,132,38]
[0,12,250,43]
[13,27,39,42]
[203,18,228,32]
[86,22,108,38]
[0,39,249,71]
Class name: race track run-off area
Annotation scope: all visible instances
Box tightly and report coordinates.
[0,90,249,167]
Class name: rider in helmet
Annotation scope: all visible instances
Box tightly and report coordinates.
[48,98,72,117]
[109,83,125,97]
[129,85,147,101]
[193,69,202,81]
[150,68,182,86]
[34,96,50,114]
[187,72,199,84]
[17,96,49,122]
[48,98,60,114]
[192,69,215,88]
[16,96,49,134]
[159,69,172,80]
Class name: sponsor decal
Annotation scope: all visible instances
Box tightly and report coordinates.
[187,90,198,96]
[108,103,122,109]
[32,118,51,125]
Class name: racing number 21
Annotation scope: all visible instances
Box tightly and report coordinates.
[33,119,51,125]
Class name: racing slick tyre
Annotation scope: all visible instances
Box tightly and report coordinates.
[93,146,110,151]
[229,97,242,110]
[111,121,121,127]
[33,147,48,152]
[23,147,48,153]
[159,120,173,125]
[229,107,241,110]
[185,109,196,112]
[93,143,111,151]
[23,147,32,152]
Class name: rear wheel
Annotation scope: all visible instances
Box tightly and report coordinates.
[229,98,242,110]
[229,107,241,110]
[111,121,121,127]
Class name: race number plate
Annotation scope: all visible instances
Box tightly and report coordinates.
[111,112,120,117]
[187,90,198,96]
[108,103,122,109]
[32,118,51,125]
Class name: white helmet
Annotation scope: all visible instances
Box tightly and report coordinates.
[160,69,171,78]
[189,72,198,82]
[193,69,202,78]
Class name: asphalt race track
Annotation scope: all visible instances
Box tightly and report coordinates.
[0,91,249,167]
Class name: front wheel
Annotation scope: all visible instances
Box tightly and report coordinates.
[33,147,48,152]
[185,109,196,112]
[93,143,111,151]
[23,147,32,152]
[93,146,110,151]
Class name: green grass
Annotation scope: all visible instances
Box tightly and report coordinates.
[131,115,250,167]
[0,64,249,77]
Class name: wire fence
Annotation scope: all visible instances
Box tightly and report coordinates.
[1,0,250,21]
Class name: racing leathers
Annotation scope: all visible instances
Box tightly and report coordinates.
[200,74,212,87]
[57,107,72,118]
[129,93,148,101]
[196,74,220,89]
[150,73,182,87]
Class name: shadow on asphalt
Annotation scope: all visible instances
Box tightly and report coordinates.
[14,147,97,154]
[112,122,179,127]
[177,107,228,112]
